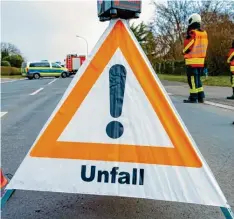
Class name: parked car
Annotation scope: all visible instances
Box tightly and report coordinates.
[21,61,69,79]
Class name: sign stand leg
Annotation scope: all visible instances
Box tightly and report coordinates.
[221,205,234,219]
[1,172,16,209]
[1,189,15,209]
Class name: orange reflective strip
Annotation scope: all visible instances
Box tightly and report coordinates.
[30,20,202,168]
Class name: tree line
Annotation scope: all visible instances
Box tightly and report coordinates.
[1,42,25,68]
[130,0,234,76]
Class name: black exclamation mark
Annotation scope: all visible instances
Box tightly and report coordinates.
[106,64,127,139]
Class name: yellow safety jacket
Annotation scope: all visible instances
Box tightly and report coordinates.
[183,30,208,67]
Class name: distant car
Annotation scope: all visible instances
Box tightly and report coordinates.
[21,61,69,80]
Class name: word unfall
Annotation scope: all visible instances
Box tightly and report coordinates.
[81,165,145,185]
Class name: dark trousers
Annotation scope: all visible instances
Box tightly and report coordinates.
[231,73,234,87]
[231,73,234,94]
[186,66,205,101]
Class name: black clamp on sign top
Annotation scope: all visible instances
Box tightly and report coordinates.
[97,0,141,22]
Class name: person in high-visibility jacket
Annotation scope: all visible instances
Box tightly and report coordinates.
[226,40,234,99]
[183,13,208,103]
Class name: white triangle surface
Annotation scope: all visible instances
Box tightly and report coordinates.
[58,49,173,148]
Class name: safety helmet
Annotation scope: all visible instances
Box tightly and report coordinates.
[188,13,201,25]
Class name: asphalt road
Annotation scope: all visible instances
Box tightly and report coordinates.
[1,77,234,219]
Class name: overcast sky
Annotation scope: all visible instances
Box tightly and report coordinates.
[1,0,156,63]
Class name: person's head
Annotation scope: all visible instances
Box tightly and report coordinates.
[187,13,201,30]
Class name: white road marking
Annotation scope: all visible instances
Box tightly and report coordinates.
[47,79,57,85]
[29,87,44,96]
[204,101,234,111]
[168,93,234,111]
[0,112,8,118]
[1,80,14,84]
[0,78,26,84]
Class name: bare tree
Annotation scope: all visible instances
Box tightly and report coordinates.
[151,0,194,60]
[204,13,234,75]
[1,42,21,59]
[150,0,234,74]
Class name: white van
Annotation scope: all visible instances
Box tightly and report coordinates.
[21,61,69,79]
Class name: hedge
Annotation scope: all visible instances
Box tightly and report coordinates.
[3,54,24,68]
[1,66,21,76]
[154,61,186,75]
[154,60,230,76]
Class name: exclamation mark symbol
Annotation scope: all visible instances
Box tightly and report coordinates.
[106,64,127,139]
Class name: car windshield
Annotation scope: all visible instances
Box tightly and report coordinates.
[52,63,61,68]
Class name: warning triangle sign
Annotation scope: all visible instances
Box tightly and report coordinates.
[8,19,227,207]
[30,20,201,167]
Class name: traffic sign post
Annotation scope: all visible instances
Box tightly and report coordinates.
[1,170,15,209]
[221,206,234,219]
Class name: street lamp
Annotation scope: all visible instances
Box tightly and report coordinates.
[76,35,89,58]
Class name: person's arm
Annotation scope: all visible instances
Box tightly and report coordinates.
[183,31,195,55]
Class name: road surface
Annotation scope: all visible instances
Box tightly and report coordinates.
[1,77,234,219]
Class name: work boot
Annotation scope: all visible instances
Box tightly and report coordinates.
[198,98,204,103]
[227,94,234,100]
[183,99,198,103]
[227,88,234,99]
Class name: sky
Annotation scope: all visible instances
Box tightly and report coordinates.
[1,0,155,63]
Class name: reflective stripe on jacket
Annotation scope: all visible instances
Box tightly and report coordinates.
[231,64,234,73]
[227,48,234,73]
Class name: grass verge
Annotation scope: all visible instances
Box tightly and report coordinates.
[157,74,231,87]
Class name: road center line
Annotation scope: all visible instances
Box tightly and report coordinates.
[30,87,44,96]
[47,79,57,85]
[0,112,8,118]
